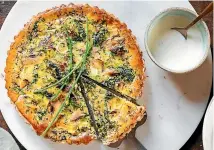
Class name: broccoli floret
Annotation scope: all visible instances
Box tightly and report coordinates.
[93,28,108,46]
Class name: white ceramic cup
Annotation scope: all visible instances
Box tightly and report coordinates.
[144,7,210,73]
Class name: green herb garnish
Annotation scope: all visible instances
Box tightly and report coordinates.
[41,18,92,137]
[34,63,80,94]
[49,28,74,102]
[49,79,68,101]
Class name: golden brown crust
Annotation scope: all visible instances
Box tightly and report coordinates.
[5,3,146,145]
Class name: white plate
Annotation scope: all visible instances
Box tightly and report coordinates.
[203,97,214,150]
[0,1,212,150]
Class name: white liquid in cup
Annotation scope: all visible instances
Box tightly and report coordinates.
[148,15,206,72]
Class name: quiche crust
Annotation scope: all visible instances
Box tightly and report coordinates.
[5,3,146,145]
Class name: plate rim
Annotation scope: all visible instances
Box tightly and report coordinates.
[202,96,214,150]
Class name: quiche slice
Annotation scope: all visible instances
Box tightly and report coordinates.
[5,3,146,145]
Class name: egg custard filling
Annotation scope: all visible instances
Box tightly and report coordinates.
[5,4,146,145]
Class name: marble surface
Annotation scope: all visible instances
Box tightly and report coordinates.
[0,1,212,150]
[0,128,20,150]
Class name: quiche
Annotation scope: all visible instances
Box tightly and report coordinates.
[5,3,146,145]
